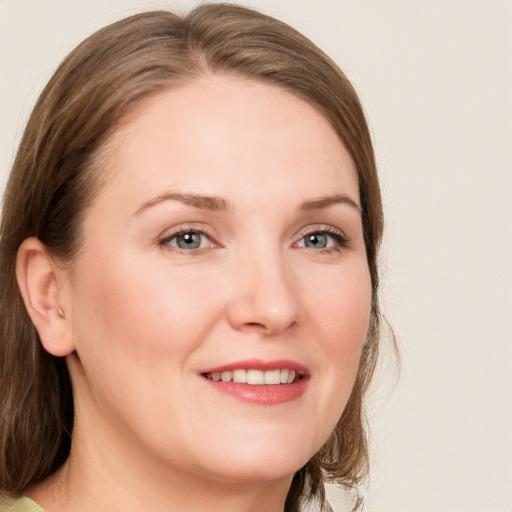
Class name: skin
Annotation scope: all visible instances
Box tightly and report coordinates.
[23,77,372,512]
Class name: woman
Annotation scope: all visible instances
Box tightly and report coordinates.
[0,4,383,512]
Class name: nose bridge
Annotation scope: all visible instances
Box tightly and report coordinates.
[227,242,299,334]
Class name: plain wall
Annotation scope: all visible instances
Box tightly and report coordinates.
[1,1,511,511]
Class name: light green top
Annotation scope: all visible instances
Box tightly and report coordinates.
[0,496,45,512]
[0,494,333,511]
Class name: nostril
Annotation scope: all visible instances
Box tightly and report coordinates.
[239,320,298,336]
[241,322,268,332]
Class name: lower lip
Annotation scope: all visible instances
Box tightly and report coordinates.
[203,377,309,405]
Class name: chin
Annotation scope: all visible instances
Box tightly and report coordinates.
[202,455,305,485]
[187,426,322,484]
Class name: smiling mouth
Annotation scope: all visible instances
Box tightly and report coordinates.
[202,369,300,385]
[201,362,309,404]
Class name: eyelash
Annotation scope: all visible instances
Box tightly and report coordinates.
[158,227,217,254]
[294,226,350,253]
[158,225,350,254]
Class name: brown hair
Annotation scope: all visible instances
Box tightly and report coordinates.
[0,4,383,510]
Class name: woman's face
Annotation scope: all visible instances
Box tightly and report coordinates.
[63,77,371,485]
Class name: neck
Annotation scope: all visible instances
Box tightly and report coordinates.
[27,419,293,512]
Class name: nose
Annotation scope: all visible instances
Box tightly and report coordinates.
[226,250,300,336]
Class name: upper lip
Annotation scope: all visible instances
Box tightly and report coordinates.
[201,359,309,376]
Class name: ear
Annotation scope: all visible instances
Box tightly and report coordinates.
[16,237,75,357]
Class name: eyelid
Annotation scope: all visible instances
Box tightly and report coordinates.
[293,224,350,249]
[157,223,221,252]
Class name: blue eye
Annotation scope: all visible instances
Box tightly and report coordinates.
[303,233,330,249]
[296,230,347,250]
[164,231,211,250]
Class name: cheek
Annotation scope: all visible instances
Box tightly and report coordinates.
[70,252,226,367]
[308,259,372,405]
[309,256,371,347]
[68,252,229,442]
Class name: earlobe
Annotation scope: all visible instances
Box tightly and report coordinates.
[16,237,75,357]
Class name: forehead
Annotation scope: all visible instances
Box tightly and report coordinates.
[96,76,359,208]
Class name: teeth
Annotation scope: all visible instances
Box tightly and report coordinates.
[205,369,299,385]
[247,369,264,385]
[232,369,246,383]
[264,369,281,385]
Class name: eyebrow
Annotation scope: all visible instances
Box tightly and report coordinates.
[135,192,360,215]
[298,194,361,213]
[135,193,230,215]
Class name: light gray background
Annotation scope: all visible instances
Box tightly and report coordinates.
[1,1,511,511]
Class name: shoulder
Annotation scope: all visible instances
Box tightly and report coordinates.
[0,496,45,512]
